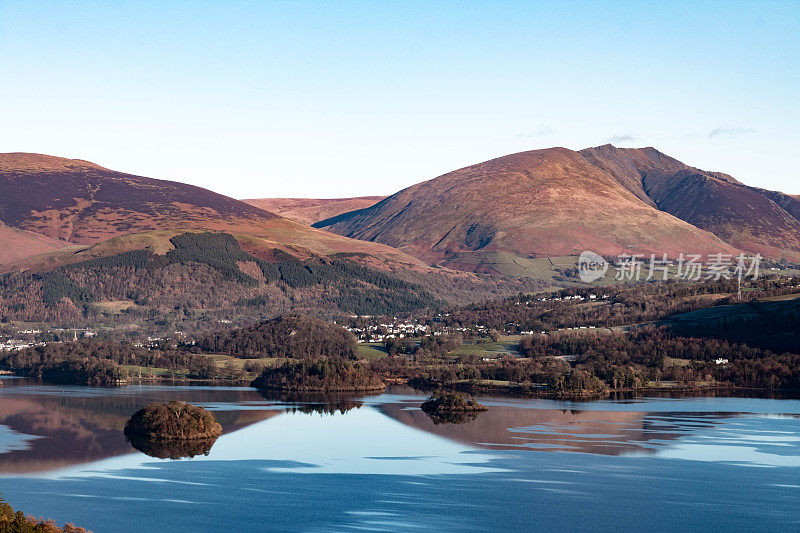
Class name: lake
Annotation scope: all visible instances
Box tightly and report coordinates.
[0,377,799,532]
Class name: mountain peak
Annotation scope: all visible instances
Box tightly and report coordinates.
[0,152,107,173]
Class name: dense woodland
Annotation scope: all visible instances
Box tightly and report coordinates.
[199,314,357,359]
[251,358,385,391]
[2,269,799,394]
[0,232,443,330]
[0,339,221,385]
[431,276,800,333]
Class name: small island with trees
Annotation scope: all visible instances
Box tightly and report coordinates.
[251,358,385,392]
[421,391,488,414]
[124,401,223,441]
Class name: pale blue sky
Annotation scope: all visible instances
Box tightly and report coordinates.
[1,1,798,198]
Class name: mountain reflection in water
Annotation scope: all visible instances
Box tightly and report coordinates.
[380,402,709,455]
[2,380,800,532]
[0,380,278,473]
[1,380,799,475]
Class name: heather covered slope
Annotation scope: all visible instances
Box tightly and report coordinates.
[0,153,431,270]
[244,196,385,225]
[0,152,279,244]
[579,145,800,261]
[315,147,737,269]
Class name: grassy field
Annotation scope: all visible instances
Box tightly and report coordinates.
[448,335,523,358]
[668,293,800,325]
[200,353,282,369]
[92,300,139,314]
[356,343,388,360]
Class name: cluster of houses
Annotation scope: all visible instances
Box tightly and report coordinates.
[345,320,430,343]
[0,328,100,352]
[531,293,609,303]
[0,339,44,351]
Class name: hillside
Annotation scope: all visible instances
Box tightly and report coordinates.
[0,223,74,265]
[0,228,549,333]
[579,145,800,261]
[244,196,385,225]
[0,152,280,244]
[0,153,434,271]
[315,147,738,271]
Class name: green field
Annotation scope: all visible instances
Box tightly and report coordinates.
[448,335,523,358]
[356,343,389,360]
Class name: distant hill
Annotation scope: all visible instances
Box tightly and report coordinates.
[0,152,282,244]
[315,147,738,271]
[244,197,385,225]
[579,145,800,261]
[0,152,555,332]
[0,153,432,271]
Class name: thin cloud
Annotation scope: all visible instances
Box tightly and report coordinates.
[708,127,754,139]
[514,125,556,139]
[607,134,635,143]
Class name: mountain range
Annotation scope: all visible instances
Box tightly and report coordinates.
[0,153,427,271]
[313,145,800,266]
[0,145,797,329]
[0,153,543,332]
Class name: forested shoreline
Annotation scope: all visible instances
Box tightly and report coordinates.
[2,273,799,396]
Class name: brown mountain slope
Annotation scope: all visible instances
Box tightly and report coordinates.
[579,145,800,261]
[0,152,280,244]
[0,223,74,265]
[315,147,737,270]
[244,196,385,225]
[0,153,449,275]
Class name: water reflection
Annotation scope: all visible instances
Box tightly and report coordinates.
[379,397,698,455]
[126,434,219,460]
[1,380,800,532]
[0,380,277,473]
[1,381,800,474]
[257,390,369,416]
[423,409,484,425]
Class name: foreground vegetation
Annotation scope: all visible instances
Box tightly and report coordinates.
[0,495,88,533]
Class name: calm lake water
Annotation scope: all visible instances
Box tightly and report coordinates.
[0,377,799,532]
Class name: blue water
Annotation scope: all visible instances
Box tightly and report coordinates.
[0,378,798,532]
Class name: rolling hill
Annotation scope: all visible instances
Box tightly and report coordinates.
[244,196,385,225]
[315,147,739,271]
[579,145,800,261]
[0,152,281,244]
[0,153,430,270]
[0,152,553,331]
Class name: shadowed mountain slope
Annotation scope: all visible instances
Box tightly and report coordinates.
[315,147,737,269]
[0,152,279,244]
[244,196,385,225]
[579,145,800,261]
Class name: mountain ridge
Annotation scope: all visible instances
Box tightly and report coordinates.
[579,145,800,260]
[314,146,740,270]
